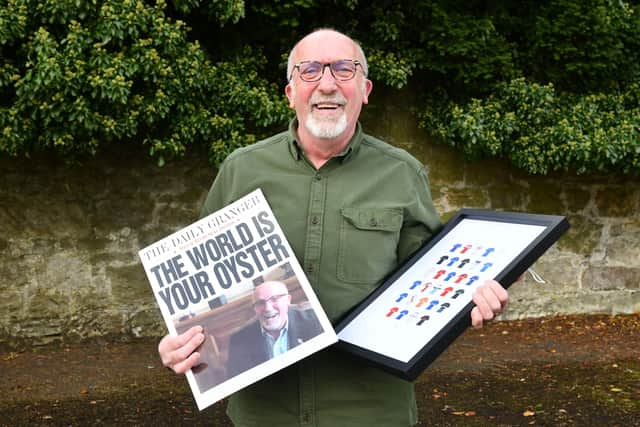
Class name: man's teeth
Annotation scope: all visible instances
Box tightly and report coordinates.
[316,103,339,109]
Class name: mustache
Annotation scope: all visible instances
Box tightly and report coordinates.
[309,94,347,105]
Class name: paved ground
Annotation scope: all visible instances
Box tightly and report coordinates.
[1,314,638,426]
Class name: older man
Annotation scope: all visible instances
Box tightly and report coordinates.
[158,28,508,426]
[226,281,323,378]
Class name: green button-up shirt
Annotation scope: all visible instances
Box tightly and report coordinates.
[201,120,441,426]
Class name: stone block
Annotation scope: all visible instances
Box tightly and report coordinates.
[126,308,166,337]
[605,219,640,266]
[582,266,640,290]
[487,183,529,210]
[556,215,601,256]
[594,185,639,217]
[1,201,91,239]
[444,187,489,210]
[563,186,592,213]
[463,157,517,187]
[108,264,153,305]
[526,181,565,215]
[527,250,582,290]
[422,146,466,186]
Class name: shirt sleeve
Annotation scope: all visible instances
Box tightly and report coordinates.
[200,158,233,219]
[397,166,442,263]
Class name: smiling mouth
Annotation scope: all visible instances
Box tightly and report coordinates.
[314,102,341,110]
[263,311,279,320]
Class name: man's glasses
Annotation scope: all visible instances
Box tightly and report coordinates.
[290,59,364,82]
[253,293,288,309]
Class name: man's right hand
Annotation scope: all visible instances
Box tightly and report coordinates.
[158,325,205,374]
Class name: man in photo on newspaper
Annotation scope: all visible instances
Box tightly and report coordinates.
[225,280,323,378]
[158,28,509,426]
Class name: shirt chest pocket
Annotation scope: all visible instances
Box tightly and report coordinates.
[337,207,403,284]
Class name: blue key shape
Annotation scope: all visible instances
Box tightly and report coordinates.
[410,280,422,290]
[444,272,456,281]
[480,262,493,272]
[426,300,439,310]
[396,310,409,320]
[446,257,460,267]
[450,243,462,253]
[466,275,479,286]
[396,293,409,302]
[482,247,495,257]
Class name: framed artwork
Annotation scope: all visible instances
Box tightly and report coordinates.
[335,209,570,380]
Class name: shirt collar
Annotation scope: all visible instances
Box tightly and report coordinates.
[286,118,363,163]
[261,321,288,341]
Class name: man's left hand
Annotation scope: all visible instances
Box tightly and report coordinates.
[470,280,509,329]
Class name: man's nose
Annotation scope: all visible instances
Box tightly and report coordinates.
[317,66,338,92]
[264,299,278,309]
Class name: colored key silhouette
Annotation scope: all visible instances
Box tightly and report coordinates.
[437,302,451,313]
[440,286,454,297]
[396,310,409,320]
[417,315,430,326]
[452,289,465,299]
[396,293,409,302]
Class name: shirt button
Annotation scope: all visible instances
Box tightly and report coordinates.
[311,216,319,225]
[303,413,311,423]
[315,175,322,181]
[369,218,378,226]
[307,264,314,273]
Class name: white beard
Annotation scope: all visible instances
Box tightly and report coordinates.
[305,111,348,139]
[289,82,353,139]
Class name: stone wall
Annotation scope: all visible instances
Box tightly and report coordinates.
[1,100,638,346]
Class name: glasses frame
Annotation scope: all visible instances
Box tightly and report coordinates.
[290,59,364,82]
[252,293,289,310]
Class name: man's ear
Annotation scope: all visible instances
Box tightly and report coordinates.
[362,79,373,105]
[285,83,295,109]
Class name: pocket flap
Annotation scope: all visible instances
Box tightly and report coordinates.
[340,207,402,232]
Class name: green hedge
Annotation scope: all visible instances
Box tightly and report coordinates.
[0,0,289,165]
[421,78,640,175]
[1,0,639,175]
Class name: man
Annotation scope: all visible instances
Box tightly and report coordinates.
[158,28,509,426]
[226,280,323,378]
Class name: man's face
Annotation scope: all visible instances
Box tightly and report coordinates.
[286,31,372,141]
[252,282,291,334]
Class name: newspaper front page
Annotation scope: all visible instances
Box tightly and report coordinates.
[139,189,337,410]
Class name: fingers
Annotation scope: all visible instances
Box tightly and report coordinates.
[470,306,484,329]
[171,351,202,374]
[158,325,205,374]
[471,280,509,329]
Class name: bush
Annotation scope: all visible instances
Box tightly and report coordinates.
[0,0,289,165]
[422,78,640,175]
[2,0,640,175]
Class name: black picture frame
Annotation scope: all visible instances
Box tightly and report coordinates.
[334,209,570,381]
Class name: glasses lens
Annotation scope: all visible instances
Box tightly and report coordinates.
[331,60,357,80]
[298,62,323,81]
[296,60,358,82]
[253,294,287,309]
